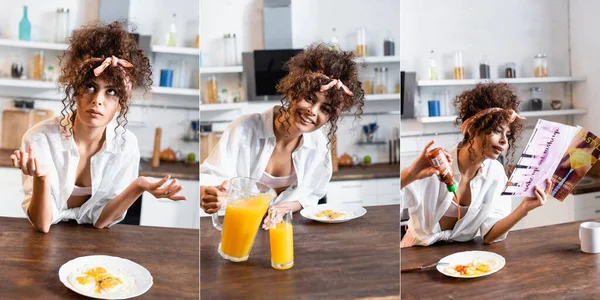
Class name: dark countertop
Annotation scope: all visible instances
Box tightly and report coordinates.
[0,217,199,299]
[0,148,199,180]
[331,163,399,181]
[201,205,400,299]
[402,218,600,299]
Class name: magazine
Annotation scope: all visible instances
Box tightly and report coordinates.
[501,119,600,201]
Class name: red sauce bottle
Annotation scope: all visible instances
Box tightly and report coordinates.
[426,147,457,194]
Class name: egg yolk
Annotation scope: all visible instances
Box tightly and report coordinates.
[76,267,123,293]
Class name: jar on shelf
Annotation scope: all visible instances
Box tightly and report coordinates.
[375,67,388,94]
[33,50,45,80]
[453,50,464,80]
[206,75,218,104]
[534,54,548,77]
[530,87,543,111]
[54,8,70,43]
[223,33,238,66]
[356,27,367,57]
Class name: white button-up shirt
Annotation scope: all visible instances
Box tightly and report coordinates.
[401,144,512,246]
[200,107,332,208]
[20,115,140,227]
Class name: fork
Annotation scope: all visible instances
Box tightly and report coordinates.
[401,261,450,273]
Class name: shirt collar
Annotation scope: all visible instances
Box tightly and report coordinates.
[59,112,119,154]
[259,106,317,150]
[449,143,489,180]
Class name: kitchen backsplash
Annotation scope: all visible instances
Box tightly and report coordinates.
[0,97,199,160]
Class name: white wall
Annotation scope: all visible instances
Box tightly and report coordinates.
[0,0,200,161]
[399,0,576,167]
[570,0,600,134]
[200,0,400,164]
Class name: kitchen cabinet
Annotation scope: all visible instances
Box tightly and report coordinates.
[0,167,27,219]
[327,178,401,207]
[510,194,575,231]
[326,179,378,206]
[140,179,200,229]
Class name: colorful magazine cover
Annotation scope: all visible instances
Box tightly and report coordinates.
[501,119,600,201]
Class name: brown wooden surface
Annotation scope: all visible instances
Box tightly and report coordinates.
[0,149,199,180]
[200,205,400,299]
[401,218,600,299]
[0,217,199,299]
[331,163,399,182]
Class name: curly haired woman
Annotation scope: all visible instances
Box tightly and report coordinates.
[200,43,365,229]
[10,21,186,233]
[400,83,553,247]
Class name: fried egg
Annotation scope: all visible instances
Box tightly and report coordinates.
[314,209,353,220]
[67,265,136,297]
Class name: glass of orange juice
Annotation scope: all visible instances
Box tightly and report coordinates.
[211,177,276,262]
[269,207,294,270]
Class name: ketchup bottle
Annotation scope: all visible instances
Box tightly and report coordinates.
[426,147,457,194]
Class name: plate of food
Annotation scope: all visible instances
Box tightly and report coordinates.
[58,255,153,299]
[300,203,367,223]
[436,251,505,278]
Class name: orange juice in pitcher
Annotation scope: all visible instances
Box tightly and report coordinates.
[212,177,277,262]
[220,195,271,259]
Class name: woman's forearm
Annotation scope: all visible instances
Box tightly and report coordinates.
[400,168,415,190]
[274,200,302,213]
[27,176,53,233]
[483,204,528,244]
[95,178,145,229]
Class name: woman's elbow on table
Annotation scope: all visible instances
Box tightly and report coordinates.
[32,222,51,233]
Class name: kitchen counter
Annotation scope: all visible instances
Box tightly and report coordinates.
[139,159,199,180]
[0,149,199,180]
[201,205,400,299]
[401,218,600,299]
[0,217,199,299]
[331,163,399,181]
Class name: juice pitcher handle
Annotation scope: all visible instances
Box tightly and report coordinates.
[211,212,223,231]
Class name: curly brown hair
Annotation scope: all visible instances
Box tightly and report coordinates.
[453,82,524,164]
[275,43,365,141]
[58,21,152,139]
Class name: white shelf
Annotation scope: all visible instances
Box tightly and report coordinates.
[417,109,588,123]
[365,93,400,101]
[0,78,57,89]
[418,76,587,87]
[200,102,247,111]
[356,56,400,64]
[151,45,199,56]
[0,38,68,51]
[199,66,243,74]
[151,86,199,96]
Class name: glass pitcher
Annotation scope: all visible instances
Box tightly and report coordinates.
[211,177,277,262]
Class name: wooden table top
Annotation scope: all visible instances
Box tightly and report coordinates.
[0,217,199,299]
[401,218,600,299]
[200,205,400,299]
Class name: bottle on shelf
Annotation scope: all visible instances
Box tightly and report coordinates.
[166,13,177,46]
[19,5,31,41]
[428,50,438,80]
[330,28,340,51]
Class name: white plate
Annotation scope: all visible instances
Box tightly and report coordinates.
[300,203,367,223]
[58,255,153,299]
[436,251,505,278]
